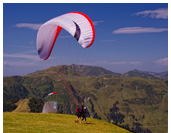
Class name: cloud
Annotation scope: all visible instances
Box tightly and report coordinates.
[15,23,42,30]
[3,61,11,67]
[15,20,104,31]
[154,57,168,66]
[93,21,104,25]
[28,40,35,45]
[110,61,142,65]
[3,53,40,61]
[134,8,168,19]
[3,60,37,67]
[113,27,168,34]
[101,40,116,42]
[11,45,36,50]
[83,60,142,66]
[3,52,43,67]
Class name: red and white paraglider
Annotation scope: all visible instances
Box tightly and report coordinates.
[37,12,95,61]
[37,12,95,106]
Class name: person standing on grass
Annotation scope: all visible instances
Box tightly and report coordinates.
[80,106,87,123]
[75,107,81,122]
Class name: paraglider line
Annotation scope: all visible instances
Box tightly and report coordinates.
[58,66,79,105]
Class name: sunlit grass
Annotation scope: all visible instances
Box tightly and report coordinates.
[3,112,131,133]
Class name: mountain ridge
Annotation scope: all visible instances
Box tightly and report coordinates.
[26,64,167,79]
[123,69,168,79]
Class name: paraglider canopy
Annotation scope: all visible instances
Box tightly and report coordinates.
[36,12,95,60]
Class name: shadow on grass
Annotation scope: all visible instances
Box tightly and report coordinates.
[84,122,94,125]
[75,121,94,125]
[80,122,95,125]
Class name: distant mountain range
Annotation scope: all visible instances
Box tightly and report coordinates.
[70,64,168,79]
[3,64,168,133]
[121,69,168,79]
[31,64,168,79]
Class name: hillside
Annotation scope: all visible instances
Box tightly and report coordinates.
[69,64,121,76]
[12,98,30,113]
[3,65,168,133]
[122,69,168,79]
[3,112,130,133]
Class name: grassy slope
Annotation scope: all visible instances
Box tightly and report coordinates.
[12,99,30,113]
[3,113,131,133]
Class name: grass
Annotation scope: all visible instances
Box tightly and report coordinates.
[12,99,30,113]
[3,112,131,133]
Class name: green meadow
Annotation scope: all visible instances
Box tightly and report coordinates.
[3,112,130,133]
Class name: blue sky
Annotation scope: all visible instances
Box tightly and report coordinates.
[3,3,168,76]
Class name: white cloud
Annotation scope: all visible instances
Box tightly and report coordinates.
[15,23,42,30]
[134,8,168,19]
[101,40,116,42]
[3,60,37,67]
[11,44,35,49]
[15,21,104,31]
[154,57,168,66]
[110,61,142,65]
[3,61,11,67]
[28,40,35,45]
[3,53,40,61]
[82,60,142,66]
[93,21,104,25]
[113,27,168,34]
